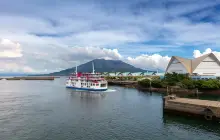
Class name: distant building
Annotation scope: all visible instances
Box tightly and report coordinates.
[108,72,117,76]
[191,75,217,80]
[122,72,132,76]
[132,72,143,76]
[166,53,220,77]
[102,71,165,77]
[116,72,123,76]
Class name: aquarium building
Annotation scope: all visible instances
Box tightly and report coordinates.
[165,53,220,78]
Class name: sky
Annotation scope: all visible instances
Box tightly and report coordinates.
[1,0,220,73]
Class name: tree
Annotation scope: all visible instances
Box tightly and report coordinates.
[151,79,163,88]
[195,80,220,89]
[138,79,150,87]
[181,79,195,89]
[163,73,189,86]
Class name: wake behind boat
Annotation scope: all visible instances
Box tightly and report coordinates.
[66,62,108,91]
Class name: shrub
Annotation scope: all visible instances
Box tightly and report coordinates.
[181,79,195,89]
[194,80,204,89]
[161,80,169,88]
[151,76,160,80]
[133,77,138,81]
[202,80,220,89]
[151,79,163,88]
[195,79,220,89]
[164,72,189,84]
[138,79,150,87]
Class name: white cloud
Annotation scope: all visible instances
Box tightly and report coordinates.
[72,31,140,46]
[193,48,214,58]
[126,54,171,70]
[0,0,220,73]
[193,48,220,60]
[0,39,22,58]
[0,40,123,73]
[63,46,122,62]
[0,62,35,73]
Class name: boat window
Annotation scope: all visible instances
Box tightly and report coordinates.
[101,84,106,87]
[96,84,99,86]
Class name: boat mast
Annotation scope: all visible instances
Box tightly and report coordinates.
[92,62,95,74]
[75,64,77,74]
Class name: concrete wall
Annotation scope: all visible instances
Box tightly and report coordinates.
[164,97,220,119]
[165,101,205,115]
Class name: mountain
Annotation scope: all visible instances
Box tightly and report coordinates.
[45,59,148,76]
[0,73,28,76]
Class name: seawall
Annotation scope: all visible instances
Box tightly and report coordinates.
[163,95,220,122]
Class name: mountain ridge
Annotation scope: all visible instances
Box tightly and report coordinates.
[43,59,153,76]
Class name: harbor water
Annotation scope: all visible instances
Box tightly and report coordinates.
[0,77,220,140]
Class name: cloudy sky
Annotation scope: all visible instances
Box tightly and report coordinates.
[1,0,220,73]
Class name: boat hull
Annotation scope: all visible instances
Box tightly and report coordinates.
[66,86,107,91]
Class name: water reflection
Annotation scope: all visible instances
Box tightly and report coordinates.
[69,90,107,99]
[163,113,220,135]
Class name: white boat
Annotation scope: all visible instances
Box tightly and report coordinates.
[66,62,108,91]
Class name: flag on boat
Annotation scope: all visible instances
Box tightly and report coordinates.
[77,72,82,77]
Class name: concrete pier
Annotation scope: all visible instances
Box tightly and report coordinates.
[163,95,220,122]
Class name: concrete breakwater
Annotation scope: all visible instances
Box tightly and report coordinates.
[163,95,220,122]
[0,76,56,80]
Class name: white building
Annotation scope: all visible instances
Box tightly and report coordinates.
[166,53,220,76]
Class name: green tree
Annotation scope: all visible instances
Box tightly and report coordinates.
[181,79,195,89]
[195,79,220,89]
[151,79,163,88]
[138,79,150,87]
[163,72,189,86]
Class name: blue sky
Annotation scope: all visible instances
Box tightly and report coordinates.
[0,0,220,73]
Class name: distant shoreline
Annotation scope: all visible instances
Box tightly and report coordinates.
[0,76,58,80]
[108,80,220,96]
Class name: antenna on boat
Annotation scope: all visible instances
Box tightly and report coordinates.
[75,64,77,74]
[92,61,95,74]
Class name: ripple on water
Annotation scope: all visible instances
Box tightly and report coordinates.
[0,78,220,140]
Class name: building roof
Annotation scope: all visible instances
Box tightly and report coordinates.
[166,56,191,73]
[191,53,211,72]
[166,53,220,74]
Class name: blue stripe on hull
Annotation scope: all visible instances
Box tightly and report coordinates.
[66,86,107,91]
